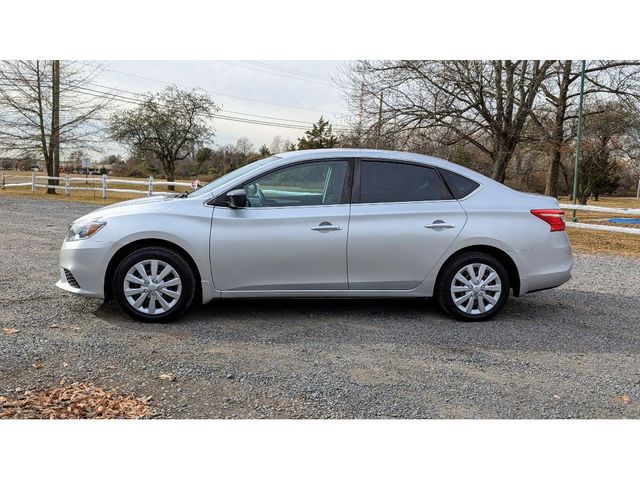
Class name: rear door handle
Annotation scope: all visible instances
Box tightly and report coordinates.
[311,222,342,232]
[424,222,455,229]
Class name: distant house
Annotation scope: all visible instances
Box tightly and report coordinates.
[60,160,116,175]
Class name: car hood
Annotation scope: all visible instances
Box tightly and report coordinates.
[72,194,177,224]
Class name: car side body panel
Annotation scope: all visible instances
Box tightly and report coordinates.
[57,148,574,308]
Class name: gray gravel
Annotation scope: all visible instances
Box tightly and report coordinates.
[1,195,639,418]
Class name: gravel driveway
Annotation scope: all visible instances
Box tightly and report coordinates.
[1,195,639,418]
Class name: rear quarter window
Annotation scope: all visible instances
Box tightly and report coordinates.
[439,169,480,199]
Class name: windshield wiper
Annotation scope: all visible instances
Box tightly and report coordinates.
[175,191,190,198]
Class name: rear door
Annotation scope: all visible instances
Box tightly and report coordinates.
[211,160,352,292]
[347,159,467,290]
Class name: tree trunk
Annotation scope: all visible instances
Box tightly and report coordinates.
[544,61,572,197]
[167,161,175,191]
[491,146,512,183]
[545,147,562,198]
[48,60,60,194]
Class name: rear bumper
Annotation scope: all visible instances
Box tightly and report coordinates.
[520,267,572,294]
[515,232,574,295]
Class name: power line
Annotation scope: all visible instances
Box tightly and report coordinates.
[218,61,334,87]
[82,80,320,127]
[243,61,333,82]
[0,79,352,133]
[103,67,343,115]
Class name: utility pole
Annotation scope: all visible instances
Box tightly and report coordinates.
[49,60,60,195]
[571,60,586,222]
[376,91,383,149]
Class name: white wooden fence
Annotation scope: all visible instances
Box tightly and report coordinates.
[1,172,638,235]
[0,172,200,198]
[559,203,640,236]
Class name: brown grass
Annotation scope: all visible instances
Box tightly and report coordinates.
[567,228,640,257]
[559,196,640,256]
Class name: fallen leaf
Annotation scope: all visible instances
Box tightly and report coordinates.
[0,396,6,403]
[617,394,632,404]
[33,362,43,369]
[62,362,69,368]
[159,373,175,381]
[0,382,152,419]
[2,327,19,335]
[49,324,59,329]
[553,395,561,399]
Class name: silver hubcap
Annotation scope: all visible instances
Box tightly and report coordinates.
[450,263,502,315]
[123,259,182,315]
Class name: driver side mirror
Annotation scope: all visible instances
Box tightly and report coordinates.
[227,189,248,208]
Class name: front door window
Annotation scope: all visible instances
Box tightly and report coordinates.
[243,161,348,207]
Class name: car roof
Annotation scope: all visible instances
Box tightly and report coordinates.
[276,148,448,166]
[273,148,497,186]
[196,148,505,200]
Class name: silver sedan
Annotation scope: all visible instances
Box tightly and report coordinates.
[56,149,573,322]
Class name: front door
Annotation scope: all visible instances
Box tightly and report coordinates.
[211,160,351,292]
[348,160,467,290]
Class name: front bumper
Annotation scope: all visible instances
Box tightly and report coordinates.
[55,238,115,299]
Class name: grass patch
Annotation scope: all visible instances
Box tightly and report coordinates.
[560,197,640,255]
[567,228,640,256]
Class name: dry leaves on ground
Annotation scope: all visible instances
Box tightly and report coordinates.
[0,382,153,419]
[2,327,19,335]
[616,394,632,404]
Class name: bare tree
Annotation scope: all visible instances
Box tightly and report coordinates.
[270,135,285,154]
[532,61,640,197]
[235,136,254,158]
[575,100,639,203]
[344,60,554,182]
[109,86,218,190]
[0,60,109,193]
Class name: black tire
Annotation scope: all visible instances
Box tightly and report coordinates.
[435,251,510,322]
[112,247,196,323]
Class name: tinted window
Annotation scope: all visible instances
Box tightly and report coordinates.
[243,161,348,207]
[439,169,480,199]
[359,161,452,203]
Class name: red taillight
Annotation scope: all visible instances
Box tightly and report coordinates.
[531,209,566,232]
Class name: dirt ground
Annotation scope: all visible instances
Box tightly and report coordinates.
[1,196,639,419]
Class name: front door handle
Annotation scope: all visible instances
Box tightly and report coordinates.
[311,221,342,232]
[425,221,455,229]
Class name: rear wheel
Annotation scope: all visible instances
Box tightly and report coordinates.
[112,247,195,323]
[435,252,510,322]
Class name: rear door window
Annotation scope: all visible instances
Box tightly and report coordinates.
[359,161,453,203]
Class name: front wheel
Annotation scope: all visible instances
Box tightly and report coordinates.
[435,252,510,322]
[112,247,196,323]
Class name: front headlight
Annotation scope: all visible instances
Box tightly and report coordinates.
[65,221,106,242]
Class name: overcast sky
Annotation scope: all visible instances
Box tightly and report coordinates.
[95,60,349,155]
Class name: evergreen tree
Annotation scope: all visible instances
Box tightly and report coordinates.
[297,116,338,150]
[258,144,271,158]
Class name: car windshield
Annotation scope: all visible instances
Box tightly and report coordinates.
[187,156,280,198]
